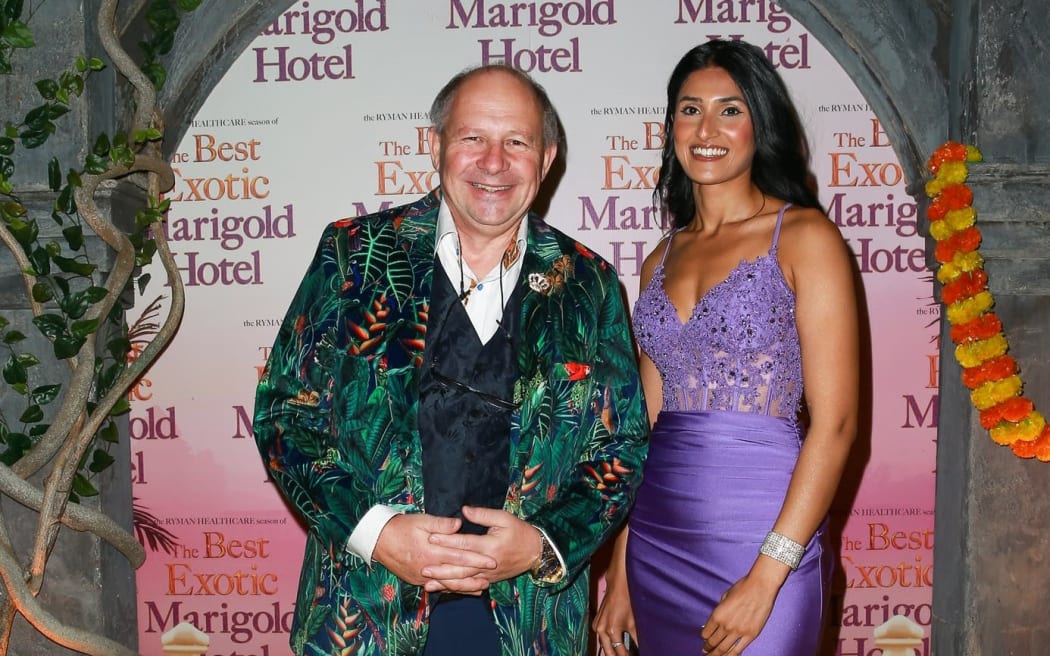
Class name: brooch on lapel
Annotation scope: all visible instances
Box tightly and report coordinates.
[528,254,574,296]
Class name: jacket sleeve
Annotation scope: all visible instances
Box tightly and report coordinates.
[526,261,650,588]
[253,223,365,556]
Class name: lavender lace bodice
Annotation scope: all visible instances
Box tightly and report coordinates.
[633,208,803,422]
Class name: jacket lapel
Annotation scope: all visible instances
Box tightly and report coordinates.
[517,213,563,385]
[393,191,441,367]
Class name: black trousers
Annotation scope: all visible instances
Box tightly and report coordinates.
[421,594,501,655]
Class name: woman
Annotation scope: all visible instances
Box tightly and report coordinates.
[594,39,859,655]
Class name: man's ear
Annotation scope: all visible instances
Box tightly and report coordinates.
[540,143,557,180]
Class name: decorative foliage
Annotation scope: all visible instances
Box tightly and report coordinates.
[926,141,1050,461]
[0,0,198,653]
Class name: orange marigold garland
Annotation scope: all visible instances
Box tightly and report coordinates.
[926,141,1050,460]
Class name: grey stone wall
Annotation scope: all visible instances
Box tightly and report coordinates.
[0,188,141,655]
[1,0,137,652]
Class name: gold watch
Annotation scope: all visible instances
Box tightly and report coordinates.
[530,529,565,584]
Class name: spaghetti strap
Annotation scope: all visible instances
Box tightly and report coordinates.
[658,228,682,266]
[770,203,793,254]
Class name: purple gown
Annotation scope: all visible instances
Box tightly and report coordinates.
[627,205,830,655]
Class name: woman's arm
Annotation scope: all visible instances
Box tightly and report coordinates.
[593,243,666,653]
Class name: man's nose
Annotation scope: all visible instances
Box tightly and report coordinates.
[478,142,509,173]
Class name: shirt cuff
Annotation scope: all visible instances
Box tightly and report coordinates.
[541,524,567,570]
[346,505,401,563]
[533,524,567,579]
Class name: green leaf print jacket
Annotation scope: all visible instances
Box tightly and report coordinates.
[254,190,649,656]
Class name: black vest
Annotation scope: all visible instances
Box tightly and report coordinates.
[418,263,521,534]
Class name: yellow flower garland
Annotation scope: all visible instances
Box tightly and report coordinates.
[926,142,1050,461]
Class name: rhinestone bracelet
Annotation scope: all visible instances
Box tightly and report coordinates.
[759,531,805,570]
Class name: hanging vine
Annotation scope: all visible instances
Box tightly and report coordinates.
[0,0,198,652]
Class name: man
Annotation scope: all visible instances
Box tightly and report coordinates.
[253,64,648,656]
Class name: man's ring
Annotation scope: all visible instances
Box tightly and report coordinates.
[611,642,623,648]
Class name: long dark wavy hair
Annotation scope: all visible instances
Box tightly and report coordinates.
[655,39,822,229]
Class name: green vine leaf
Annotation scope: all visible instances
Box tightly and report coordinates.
[70,318,100,340]
[92,132,109,156]
[2,0,26,22]
[35,77,57,100]
[60,292,89,320]
[31,313,66,339]
[14,352,38,368]
[142,62,165,90]
[83,286,107,303]
[106,336,131,358]
[2,355,27,386]
[52,255,95,276]
[2,329,26,345]
[56,184,76,213]
[53,333,84,359]
[52,276,69,296]
[83,153,108,174]
[29,384,60,405]
[18,404,42,423]
[2,20,33,48]
[28,246,49,275]
[1,199,24,218]
[18,125,51,148]
[98,421,118,443]
[0,434,32,465]
[8,215,37,245]
[71,473,99,498]
[47,156,60,190]
[59,69,84,96]
[109,396,130,416]
[62,224,83,250]
[88,448,115,473]
[31,281,52,302]
[132,127,163,144]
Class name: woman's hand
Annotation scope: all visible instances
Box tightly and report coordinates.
[699,568,782,655]
[592,575,637,655]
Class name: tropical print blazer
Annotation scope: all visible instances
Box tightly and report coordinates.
[254,190,649,656]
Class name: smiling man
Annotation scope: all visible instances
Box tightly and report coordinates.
[253,64,649,656]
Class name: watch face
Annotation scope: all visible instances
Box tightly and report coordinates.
[528,528,565,584]
[532,537,565,583]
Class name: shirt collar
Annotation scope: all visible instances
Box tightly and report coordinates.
[436,200,528,269]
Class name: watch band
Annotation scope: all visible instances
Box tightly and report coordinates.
[530,529,565,584]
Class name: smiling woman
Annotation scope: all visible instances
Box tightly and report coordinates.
[594,38,859,656]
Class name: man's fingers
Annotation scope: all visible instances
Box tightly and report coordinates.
[424,575,490,594]
[418,514,463,534]
[421,563,492,580]
[461,505,510,527]
[426,535,496,566]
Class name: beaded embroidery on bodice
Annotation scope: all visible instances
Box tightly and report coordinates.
[632,205,803,423]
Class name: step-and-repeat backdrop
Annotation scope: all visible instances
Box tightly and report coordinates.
[129,2,937,654]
